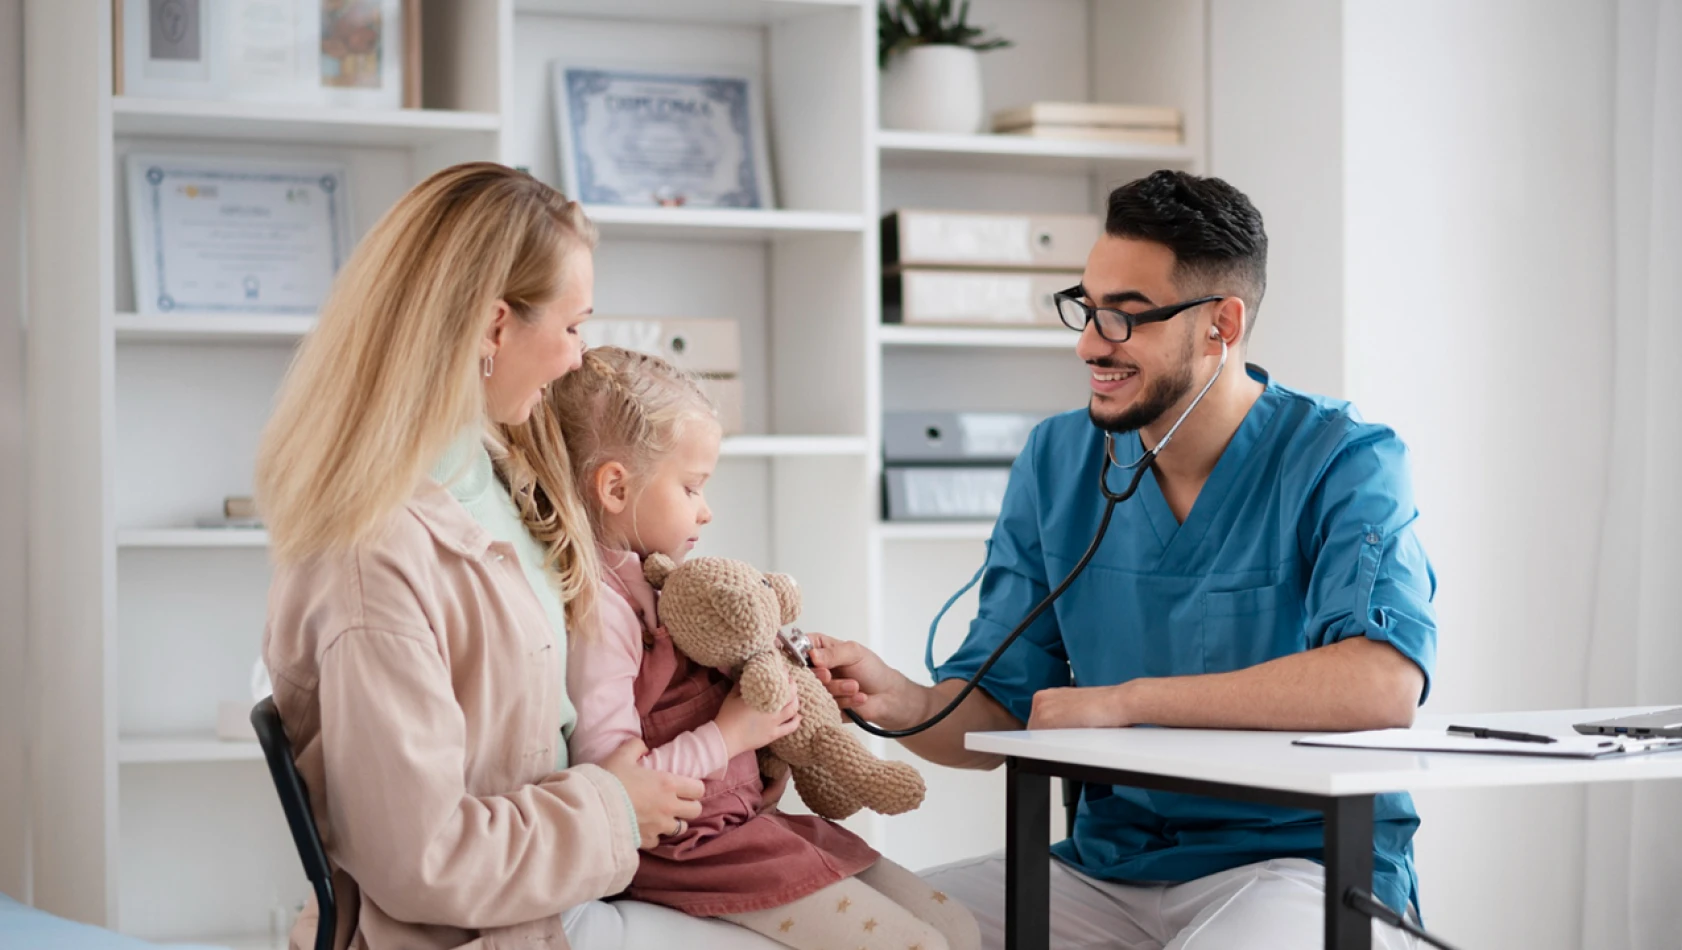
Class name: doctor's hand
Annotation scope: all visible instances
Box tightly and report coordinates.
[600,738,705,849]
[806,632,919,730]
[1027,684,1134,730]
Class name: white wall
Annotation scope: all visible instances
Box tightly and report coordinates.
[1209,0,1345,399]
[1342,2,1616,947]
[0,0,29,904]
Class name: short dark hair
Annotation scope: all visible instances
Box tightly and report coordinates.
[1104,170,1268,333]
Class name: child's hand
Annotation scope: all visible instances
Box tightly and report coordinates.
[716,680,801,759]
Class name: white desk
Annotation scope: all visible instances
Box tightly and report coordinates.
[965,707,1682,950]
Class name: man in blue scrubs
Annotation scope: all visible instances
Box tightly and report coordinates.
[810,171,1435,948]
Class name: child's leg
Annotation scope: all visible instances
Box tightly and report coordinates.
[721,875,949,950]
[855,857,982,950]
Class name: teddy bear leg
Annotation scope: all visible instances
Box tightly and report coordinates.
[789,763,865,821]
[806,726,927,817]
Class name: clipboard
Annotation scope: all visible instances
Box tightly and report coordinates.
[1293,728,1682,759]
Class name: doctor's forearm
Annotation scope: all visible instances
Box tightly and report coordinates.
[1116,637,1423,732]
[895,679,1022,770]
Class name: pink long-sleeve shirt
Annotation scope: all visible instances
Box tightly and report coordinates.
[567,547,732,779]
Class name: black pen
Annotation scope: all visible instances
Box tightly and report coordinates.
[1447,724,1557,744]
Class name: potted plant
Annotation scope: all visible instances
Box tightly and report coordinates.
[878,0,1012,134]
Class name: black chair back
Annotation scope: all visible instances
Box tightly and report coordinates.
[251,696,336,950]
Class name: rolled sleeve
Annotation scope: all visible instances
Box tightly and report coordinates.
[1301,430,1439,702]
[929,425,1070,725]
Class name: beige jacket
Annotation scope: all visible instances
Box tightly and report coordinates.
[264,478,639,950]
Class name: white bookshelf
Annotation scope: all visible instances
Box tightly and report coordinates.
[112,98,501,146]
[113,313,315,343]
[583,205,867,241]
[118,735,264,765]
[116,530,270,549]
[25,0,1205,940]
[876,128,1197,174]
[877,324,1075,349]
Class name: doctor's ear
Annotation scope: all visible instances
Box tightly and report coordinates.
[1207,297,1247,349]
[481,299,513,358]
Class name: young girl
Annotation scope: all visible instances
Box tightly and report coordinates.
[536,346,978,950]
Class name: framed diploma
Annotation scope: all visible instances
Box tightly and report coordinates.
[551,62,776,209]
[115,0,407,110]
[125,154,353,315]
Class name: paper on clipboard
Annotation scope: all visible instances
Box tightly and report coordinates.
[1294,728,1682,759]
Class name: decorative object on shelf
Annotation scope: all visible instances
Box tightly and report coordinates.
[582,318,747,434]
[991,101,1183,146]
[882,410,1042,521]
[197,494,265,529]
[877,0,1010,134]
[125,153,352,315]
[551,62,775,209]
[114,0,414,110]
[881,209,1098,329]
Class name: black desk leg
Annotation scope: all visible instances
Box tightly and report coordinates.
[1324,794,1375,950]
[1005,757,1050,950]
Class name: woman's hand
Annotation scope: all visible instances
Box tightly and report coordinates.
[715,681,801,759]
[600,738,704,849]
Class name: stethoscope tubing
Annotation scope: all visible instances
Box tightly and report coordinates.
[846,338,1230,739]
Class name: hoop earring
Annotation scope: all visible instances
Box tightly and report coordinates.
[482,355,494,378]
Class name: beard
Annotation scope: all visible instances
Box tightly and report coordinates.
[1087,326,1199,435]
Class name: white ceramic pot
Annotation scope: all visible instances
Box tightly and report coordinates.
[880,44,985,134]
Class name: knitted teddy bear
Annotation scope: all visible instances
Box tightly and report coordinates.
[644,553,926,820]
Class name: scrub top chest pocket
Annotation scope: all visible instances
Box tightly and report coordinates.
[1199,579,1306,675]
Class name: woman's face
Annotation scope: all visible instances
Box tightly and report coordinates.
[484,247,593,426]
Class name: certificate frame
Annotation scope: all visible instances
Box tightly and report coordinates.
[125,153,353,315]
[116,0,406,110]
[551,61,777,209]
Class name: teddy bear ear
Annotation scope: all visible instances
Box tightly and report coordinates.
[644,553,677,589]
[765,573,801,625]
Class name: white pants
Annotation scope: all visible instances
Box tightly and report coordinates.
[561,899,787,949]
[918,852,1418,950]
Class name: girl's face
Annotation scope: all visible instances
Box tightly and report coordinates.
[598,417,722,563]
[483,248,593,426]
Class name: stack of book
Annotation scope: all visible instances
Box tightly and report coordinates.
[882,411,1046,522]
[991,102,1183,146]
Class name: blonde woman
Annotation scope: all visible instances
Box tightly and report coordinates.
[258,163,783,950]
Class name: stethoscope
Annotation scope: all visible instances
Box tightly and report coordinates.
[835,335,1230,739]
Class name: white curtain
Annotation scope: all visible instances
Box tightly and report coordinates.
[1579,2,1682,947]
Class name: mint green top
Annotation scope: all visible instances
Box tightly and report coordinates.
[432,427,577,770]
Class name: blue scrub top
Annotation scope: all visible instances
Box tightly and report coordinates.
[931,365,1437,917]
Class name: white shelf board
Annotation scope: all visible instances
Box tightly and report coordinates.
[878,325,1075,350]
[720,435,869,457]
[875,521,995,542]
[118,734,264,765]
[117,529,270,549]
[114,312,315,343]
[112,97,500,147]
[876,129,1197,175]
[584,205,866,241]
[516,0,858,23]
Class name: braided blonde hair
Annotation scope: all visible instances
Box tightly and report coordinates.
[510,347,717,634]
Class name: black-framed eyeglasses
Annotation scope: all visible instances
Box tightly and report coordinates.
[1053,285,1224,343]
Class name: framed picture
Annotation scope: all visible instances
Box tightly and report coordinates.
[115,0,412,110]
[551,62,776,209]
[126,153,353,315]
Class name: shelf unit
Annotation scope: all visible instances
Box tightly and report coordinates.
[25,0,1205,941]
[117,736,264,766]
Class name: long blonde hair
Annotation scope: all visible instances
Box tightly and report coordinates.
[256,163,599,577]
[518,346,716,569]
